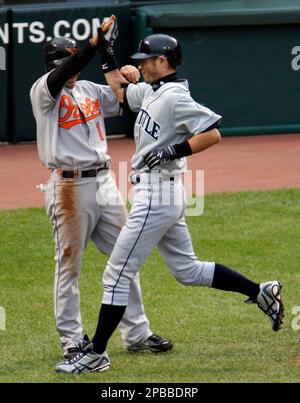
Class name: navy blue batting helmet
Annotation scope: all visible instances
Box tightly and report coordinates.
[130,34,182,67]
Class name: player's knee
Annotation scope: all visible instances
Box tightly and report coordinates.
[173,261,215,287]
[174,271,195,286]
[102,285,129,306]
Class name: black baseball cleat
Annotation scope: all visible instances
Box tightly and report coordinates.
[127,334,173,353]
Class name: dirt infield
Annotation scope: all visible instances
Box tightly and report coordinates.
[0,134,300,210]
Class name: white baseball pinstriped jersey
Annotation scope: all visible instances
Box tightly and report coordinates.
[30,72,121,169]
[126,80,222,173]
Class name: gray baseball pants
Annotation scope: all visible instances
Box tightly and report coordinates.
[102,173,215,306]
[44,169,151,352]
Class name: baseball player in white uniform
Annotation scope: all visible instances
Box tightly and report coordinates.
[30,24,172,361]
[55,19,284,374]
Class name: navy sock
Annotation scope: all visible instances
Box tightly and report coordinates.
[212,263,260,298]
[92,304,126,354]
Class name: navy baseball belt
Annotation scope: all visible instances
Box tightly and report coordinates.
[130,172,176,185]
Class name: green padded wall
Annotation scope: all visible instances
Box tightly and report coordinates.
[9,1,132,142]
[133,1,300,135]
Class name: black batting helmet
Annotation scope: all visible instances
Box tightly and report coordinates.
[130,34,182,67]
[44,37,79,72]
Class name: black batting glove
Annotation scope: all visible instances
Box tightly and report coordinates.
[98,17,118,55]
[91,16,118,55]
[144,146,177,169]
[94,18,119,73]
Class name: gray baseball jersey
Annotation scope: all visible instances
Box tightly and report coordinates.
[30,72,121,169]
[101,79,221,308]
[126,80,221,173]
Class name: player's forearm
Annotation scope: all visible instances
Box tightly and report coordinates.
[188,128,221,154]
[47,41,96,99]
[104,70,127,102]
[144,129,221,169]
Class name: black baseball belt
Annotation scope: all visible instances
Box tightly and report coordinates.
[57,163,109,178]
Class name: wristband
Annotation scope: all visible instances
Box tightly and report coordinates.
[101,52,118,73]
[171,140,192,159]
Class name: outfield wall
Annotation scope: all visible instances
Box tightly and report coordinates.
[132,0,300,136]
[1,0,300,142]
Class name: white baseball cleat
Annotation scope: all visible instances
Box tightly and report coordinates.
[245,280,284,331]
[56,336,110,374]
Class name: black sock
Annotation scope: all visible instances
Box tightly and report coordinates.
[212,263,260,298]
[92,304,126,354]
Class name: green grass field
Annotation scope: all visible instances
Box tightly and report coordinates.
[0,189,300,383]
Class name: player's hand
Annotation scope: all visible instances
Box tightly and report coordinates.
[144,146,177,169]
[101,15,118,44]
[90,15,118,51]
[120,65,140,83]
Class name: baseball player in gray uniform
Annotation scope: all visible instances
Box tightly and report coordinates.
[30,23,172,361]
[56,19,284,373]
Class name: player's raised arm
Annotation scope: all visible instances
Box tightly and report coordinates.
[45,15,127,101]
[46,37,97,99]
[91,15,141,103]
[90,16,126,100]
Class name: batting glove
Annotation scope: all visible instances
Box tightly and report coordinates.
[91,16,119,73]
[91,15,118,55]
[144,146,177,169]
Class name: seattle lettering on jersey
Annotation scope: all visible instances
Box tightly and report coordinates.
[59,95,101,130]
[136,109,160,140]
